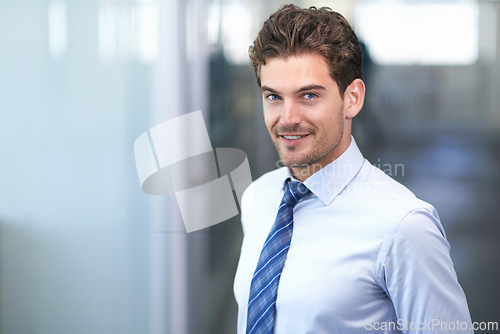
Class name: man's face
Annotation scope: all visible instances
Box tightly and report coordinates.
[260,53,349,173]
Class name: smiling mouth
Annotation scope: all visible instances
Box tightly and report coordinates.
[281,134,308,140]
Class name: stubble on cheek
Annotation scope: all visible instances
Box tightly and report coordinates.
[275,120,345,168]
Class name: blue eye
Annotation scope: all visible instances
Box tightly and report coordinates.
[266,94,281,101]
[303,93,318,99]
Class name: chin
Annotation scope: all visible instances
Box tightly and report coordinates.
[280,157,310,168]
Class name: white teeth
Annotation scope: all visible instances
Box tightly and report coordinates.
[283,135,305,140]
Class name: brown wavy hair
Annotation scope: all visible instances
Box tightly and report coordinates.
[249,4,363,95]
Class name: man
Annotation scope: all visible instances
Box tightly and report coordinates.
[233,5,473,334]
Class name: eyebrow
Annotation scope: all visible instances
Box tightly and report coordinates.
[261,84,326,95]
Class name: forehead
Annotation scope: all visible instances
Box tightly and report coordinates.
[260,54,334,90]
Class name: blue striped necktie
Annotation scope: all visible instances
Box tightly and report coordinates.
[246,179,310,334]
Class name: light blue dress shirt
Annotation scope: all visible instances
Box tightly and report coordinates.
[234,137,473,333]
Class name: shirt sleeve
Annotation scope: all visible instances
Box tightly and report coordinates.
[380,208,473,334]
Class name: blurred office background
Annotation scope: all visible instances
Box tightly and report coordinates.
[0,0,499,333]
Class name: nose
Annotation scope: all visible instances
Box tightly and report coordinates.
[281,100,302,125]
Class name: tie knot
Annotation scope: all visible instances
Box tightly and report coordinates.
[283,180,310,206]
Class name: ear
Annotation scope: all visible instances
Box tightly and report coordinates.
[343,78,365,119]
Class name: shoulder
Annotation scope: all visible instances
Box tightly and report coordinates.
[354,163,453,284]
[353,160,438,220]
[241,167,287,204]
[339,159,442,246]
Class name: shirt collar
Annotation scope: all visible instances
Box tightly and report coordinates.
[280,136,365,206]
